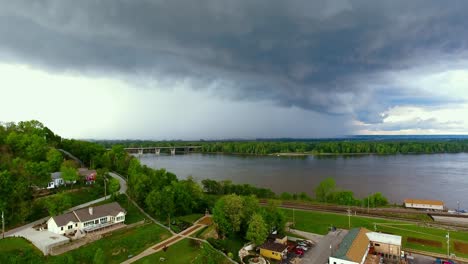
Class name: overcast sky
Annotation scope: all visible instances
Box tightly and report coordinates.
[1,0,468,139]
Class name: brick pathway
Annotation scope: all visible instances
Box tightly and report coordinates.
[121,217,211,264]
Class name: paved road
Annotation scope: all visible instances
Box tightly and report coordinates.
[302,229,349,264]
[4,172,127,237]
[288,228,323,244]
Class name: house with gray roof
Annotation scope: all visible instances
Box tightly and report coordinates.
[47,202,126,235]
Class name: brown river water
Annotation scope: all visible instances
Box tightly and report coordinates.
[139,153,468,209]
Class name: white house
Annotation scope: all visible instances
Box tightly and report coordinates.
[47,202,126,235]
[329,228,402,264]
[404,199,444,211]
[47,172,65,189]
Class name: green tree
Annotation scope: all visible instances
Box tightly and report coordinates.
[241,195,259,234]
[246,213,268,245]
[46,148,63,172]
[262,200,286,234]
[24,161,50,187]
[145,186,175,224]
[44,192,72,215]
[108,178,120,198]
[60,163,78,187]
[93,248,105,264]
[315,178,336,202]
[213,194,244,237]
[280,192,293,200]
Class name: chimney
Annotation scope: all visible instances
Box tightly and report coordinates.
[89,207,93,215]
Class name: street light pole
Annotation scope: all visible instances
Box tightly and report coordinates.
[447,231,450,258]
[347,208,351,229]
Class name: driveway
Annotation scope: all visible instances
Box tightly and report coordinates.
[301,229,349,264]
[10,228,69,255]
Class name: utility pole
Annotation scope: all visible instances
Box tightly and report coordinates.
[447,231,450,258]
[457,201,460,215]
[104,176,107,200]
[1,210,4,239]
[293,208,295,228]
[347,208,352,229]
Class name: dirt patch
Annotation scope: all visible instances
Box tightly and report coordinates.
[407,237,442,248]
[454,241,468,254]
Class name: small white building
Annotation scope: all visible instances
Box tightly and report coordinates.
[404,199,444,211]
[47,202,126,235]
[367,232,402,259]
[47,172,65,189]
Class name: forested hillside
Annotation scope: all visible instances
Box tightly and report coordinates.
[96,139,468,155]
[0,121,63,226]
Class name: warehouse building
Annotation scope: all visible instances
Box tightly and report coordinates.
[404,199,444,211]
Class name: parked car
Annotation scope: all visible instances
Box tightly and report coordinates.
[297,245,309,251]
[295,248,304,255]
[434,259,456,264]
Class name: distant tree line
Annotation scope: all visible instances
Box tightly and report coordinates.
[94,139,468,155]
[314,178,388,207]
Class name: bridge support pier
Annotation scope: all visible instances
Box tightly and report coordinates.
[138,148,144,155]
[184,147,189,153]
[155,148,160,155]
[170,148,176,155]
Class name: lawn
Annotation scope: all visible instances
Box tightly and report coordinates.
[0,237,44,263]
[283,208,468,257]
[135,239,231,264]
[50,223,171,263]
[176,213,204,224]
[0,223,171,264]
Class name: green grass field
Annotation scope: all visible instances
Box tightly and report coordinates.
[0,223,171,264]
[50,223,171,263]
[176,213,204,224]
[283,208,468,257]
[0,237,45,263]
[135,239,231,264]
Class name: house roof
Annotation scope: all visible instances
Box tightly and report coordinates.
[268,233,287,240]
[51,212,79,227]
[367,232,402,246]
[333,228,370,263]
[50,202,126,227]
[51,172,62,180]
[404,199,444,206]
[260,241,288,252]
[78,168,97,177]
[74,202,126,222]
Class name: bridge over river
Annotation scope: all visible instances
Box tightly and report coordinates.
[124,146,202,155]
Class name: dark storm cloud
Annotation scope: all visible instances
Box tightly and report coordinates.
[1,0,468,124]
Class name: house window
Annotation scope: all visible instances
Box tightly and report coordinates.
[375,243,380,247]
[61,227,63,231]
[75,223,77,227]
[100,217,107,224]
[95,220,99,224]
[68,225,73,229]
